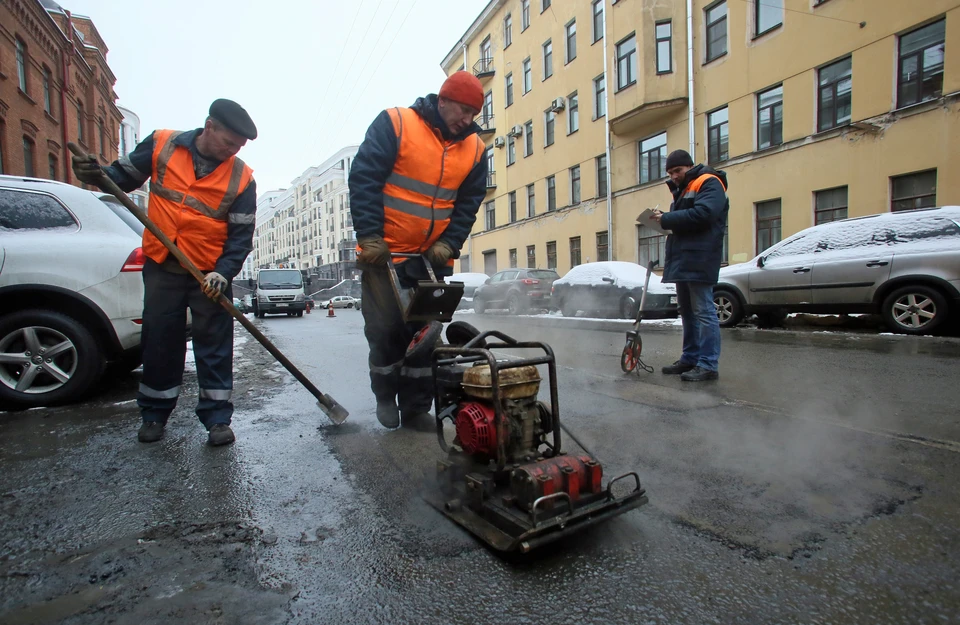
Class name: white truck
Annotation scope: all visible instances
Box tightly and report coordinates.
[253,269,306,317]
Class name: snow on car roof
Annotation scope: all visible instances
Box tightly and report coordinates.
[445,272,490,287]
[554,261,674,293]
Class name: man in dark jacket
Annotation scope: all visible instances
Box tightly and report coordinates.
[650,149,728,381]
[349,71,488,428]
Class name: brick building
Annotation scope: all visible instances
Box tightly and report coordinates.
[0,0,122,185]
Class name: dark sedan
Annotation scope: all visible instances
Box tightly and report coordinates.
[551,261,679,319]
[473,268,560,315]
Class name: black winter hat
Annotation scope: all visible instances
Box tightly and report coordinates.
[665,149,694,170]
[209,99,258,140]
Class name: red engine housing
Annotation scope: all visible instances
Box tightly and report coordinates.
[509,455,603,510]
[455,402,497,455]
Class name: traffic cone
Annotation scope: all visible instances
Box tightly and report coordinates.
[327,305,336,318]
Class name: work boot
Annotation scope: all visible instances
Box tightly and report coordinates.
[137,422,165,443]
[662,360,696,375]
[680,366,719,382]
[376,401,400,429]
[207,424,236,446]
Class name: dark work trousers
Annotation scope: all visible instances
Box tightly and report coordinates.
[137,260,234,429]
[360,264,434,416]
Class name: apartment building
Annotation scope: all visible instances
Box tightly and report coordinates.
[442,0,958,276]
[252,146,359,280]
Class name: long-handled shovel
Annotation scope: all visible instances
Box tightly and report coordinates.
[68,143,348,424]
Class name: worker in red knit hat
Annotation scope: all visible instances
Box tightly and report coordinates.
[349,71,488,429]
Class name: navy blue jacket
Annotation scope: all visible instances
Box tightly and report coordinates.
[349,94,487,282]
[660,164,729,284]
[102,129,257,280]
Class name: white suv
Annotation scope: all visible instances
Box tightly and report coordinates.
[0,176,149,408]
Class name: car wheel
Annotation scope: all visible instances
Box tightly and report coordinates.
[507,293,525,316]
[347,303,354,308]
[620,295,640,320]
[882,285,948,335]
[296,311,304,318]
[560,301,578,318]
[0,309,105,409]
[473,298,486,314]
[713,289,744,328]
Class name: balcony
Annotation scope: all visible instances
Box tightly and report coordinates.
[486,171,496,190]
[473,56,495,81]
[475,114,495,136]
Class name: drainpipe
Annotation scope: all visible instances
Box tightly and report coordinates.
[602,0,614,260]
[686,0,696,158]
[60,10,74,183]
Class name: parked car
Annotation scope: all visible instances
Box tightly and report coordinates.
[320,295,358,309]
[714,206,960,335]
[473,268,560,314]
[444,272,490,309]
[0,176,148,408]
[551,261,678,319]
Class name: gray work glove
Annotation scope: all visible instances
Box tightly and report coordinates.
[202,272,228,300]
[357,236,390,266]
[424,240,454,267]
[72,154,104,186]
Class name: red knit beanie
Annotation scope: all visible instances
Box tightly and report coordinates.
[439,71,484,112]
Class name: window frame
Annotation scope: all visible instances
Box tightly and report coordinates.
[639,132,668,184]
[570,165,581,204]
[544,109,556,147]
[546,240,557,270]
[541,0,551,12]
[522,58,533,94]
[755,199,783,254]
[527,244,536,268]
[707,106,729,164]
[509,191,518,222]
[524,120,534,156]
[592,0,604,43]
[16,37,28,93]
[637,225,666,269]
[891,169,937,212]
[546,175,557,211]
[509,248,518,268]
[505,72,514,107]
[596,154,608,197]
[567,92,579,134]
[705,1,728,63]
[655,20,673,75]
[42,66,52,115]
[756,84,783,150]
[565,19,577,64]
[507,135,516,166]
[526,183,536,217]
[814,186,848,225]
[896,19,946,109]
[596,231,609,262]
[594,74,606,119]
[504,13,513,48]
[22,136,35,178]
[543,39,553,80]
[569,236,582,267]
[484,200,496,230]
[48,153,57,180]
[521,0,531,31]
[615,33,637,91]
[755,0,783,38]
[817,56,853,132]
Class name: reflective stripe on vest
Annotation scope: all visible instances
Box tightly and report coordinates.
[144,129,254,270]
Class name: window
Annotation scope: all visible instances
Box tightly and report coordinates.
[0,123,5,174]
[891,170,937,212]
[505,249,518,269]
[99,119,106,156]
[592,0,604,43]
[570,165,581,204]
[522,0,530,30]
[818,57,852,131]
[639,132,667,184]
[480,37,492,64]
[527,183,536,217]
[594,74,606,118]
[482,91,494,126]
[541,0,551,11]
[504,13,513,48]
[570,236,581,267]
[566,20,577,63]
[48,153,57,180]
[460,255,470,272]
[705,2,727,62]
[77,102,85,143]
[505,73,514,107]
[756,199,782,253]
[707,107,729,163]
[656,21,672,74]
[486,146,495,175]
[22,137,35,177]
[485,201,496,230]
[596,231,609,262]
[546,241,557,269]
[509,191,518,222]
[16,38,28,93]
[523,58,532,94]
[898,20,945,109]
[547,176,557,211]
[543,40,553,79]
[544,110,555,146]
[638,225,666,268]
[567,92,579,134]
[524,120,534,156]
[755,0,783,36]
[815,186,848,224]
[527,245,536,268]
[596,154,608,197]
[507,135,516,165]
[42,67,52,114]
[757,85,783,150]
[616,34,637,90]
[0,189,77,230]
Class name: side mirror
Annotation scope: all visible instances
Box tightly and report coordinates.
[601,276,615,284]
[757,256,766,268]
[484,278,491,285]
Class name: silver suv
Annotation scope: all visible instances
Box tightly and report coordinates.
[714,206,960,335]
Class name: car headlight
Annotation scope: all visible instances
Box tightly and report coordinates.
[258,295,269,302]
[295,294,304,302]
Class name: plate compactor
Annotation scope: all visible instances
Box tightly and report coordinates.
[394,255,649,553]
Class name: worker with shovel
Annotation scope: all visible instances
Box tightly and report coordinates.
[72,99,258,446]
[349,71,488,429]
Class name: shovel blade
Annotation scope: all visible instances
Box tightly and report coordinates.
[319,395,350,425]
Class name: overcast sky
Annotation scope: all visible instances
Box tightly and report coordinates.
[62,0,489,192]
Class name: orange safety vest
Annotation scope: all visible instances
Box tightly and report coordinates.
[376,107,484,265]
[144,129,254,271]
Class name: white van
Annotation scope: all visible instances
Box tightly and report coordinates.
[254,269,306,317]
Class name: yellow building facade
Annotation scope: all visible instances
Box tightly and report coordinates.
[442,0,959,275]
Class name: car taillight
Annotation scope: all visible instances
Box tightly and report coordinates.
[122,247,146,272]
[521,278,539,285]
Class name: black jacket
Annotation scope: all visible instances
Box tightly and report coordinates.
[660,164,729,284]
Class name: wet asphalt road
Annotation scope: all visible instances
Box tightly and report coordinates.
[2,309,960,624]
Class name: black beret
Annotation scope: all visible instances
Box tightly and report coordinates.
[209,99,257,140]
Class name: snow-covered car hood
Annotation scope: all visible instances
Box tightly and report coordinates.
[554,262,675,294]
